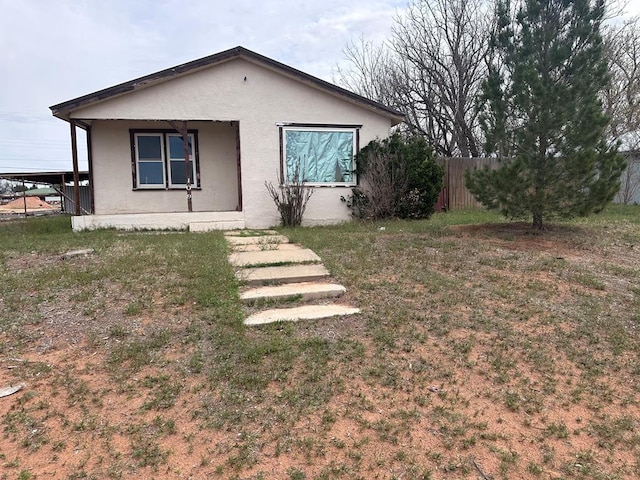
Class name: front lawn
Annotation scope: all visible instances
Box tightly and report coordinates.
[1,206,639,479]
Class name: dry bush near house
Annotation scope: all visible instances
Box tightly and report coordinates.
[265,163,314,227]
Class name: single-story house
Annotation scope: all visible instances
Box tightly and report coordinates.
[50,46,404,231]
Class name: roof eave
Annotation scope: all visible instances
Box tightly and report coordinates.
[49,47,246,118]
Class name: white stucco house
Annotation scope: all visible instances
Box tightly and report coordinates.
[50,46,404,231]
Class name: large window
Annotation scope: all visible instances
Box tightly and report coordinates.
[131,130,199,189]
[281,125,359,185]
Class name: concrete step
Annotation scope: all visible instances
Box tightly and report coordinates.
[229,249,320,267]
[237,264,330,286]
[232,243,303,252]
[240,282,346,304]
[226,235,289,246]
[189,220,245,232]
[244,304,360,326]
[224,230,278,236]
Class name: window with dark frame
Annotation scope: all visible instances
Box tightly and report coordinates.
[280,125,359,186]
[131,130,200,189]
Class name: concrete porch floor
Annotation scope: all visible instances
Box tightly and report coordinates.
[71,211,245,232]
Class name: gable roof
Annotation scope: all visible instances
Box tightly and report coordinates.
[50,46,405,124]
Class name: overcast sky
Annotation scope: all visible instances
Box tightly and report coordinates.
[0,0,405,174]
[1,0,638,176]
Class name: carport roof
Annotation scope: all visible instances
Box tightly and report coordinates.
[0,171,90,185]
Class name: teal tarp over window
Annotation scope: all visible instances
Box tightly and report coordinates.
[285,130,354,183]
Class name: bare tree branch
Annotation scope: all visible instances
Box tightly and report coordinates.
[603,17,640,151]
[334,0,490,157]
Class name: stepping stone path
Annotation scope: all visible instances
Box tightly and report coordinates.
[225,230,360,325]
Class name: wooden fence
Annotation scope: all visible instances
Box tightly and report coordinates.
[437,157,507,211]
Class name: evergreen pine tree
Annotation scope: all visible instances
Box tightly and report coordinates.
[466,0,626,229]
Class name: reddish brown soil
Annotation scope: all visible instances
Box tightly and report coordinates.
[0,196,56,212]
[1,222,639,479]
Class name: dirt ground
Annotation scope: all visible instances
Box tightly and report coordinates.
[0,197,57,215]
[1,221,639,479]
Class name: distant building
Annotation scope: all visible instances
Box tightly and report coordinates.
[615,151,640,205]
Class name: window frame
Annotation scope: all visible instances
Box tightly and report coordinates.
[166,133,197,189]
[133,132,165,189]
[130,129,200,190]
[279,124,360,187]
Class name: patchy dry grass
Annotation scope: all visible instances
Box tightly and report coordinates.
[1,207,640,479]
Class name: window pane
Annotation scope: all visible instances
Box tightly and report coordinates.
[170,160,194,185]
[138,161,164,185]
[168,135,192,159]
[137,135,162,159]
[286,130,353,183]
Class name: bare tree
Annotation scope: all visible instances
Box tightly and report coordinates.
[335,36,399,109]
[602,17,640,204]
[603,17,640,151]
[0,179,12,195]
[392,0,490,157]
[335,0,490,157]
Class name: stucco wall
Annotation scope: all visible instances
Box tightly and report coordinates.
[72,58,394,227]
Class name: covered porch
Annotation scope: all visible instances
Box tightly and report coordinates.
[64,118,244,231]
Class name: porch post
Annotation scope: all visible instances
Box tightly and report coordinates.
[168,120,192,212]
[236,121,243,211]
[22,177,27,217]
[182,122,192,213]
[60,173,65,213]
[86,125,95,213]
[70,120,81,215]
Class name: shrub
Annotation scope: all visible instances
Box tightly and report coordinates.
[343,134,443,220]
[265,162,314,227]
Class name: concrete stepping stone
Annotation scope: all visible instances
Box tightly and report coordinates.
[232,243,303,252]
[190,220,245,232]
[229,249,320,267]
[244,304,360,325]
[237,264,329,285]
[240,282,346,304]
[224,230,279,236]
[226,235,289,246]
